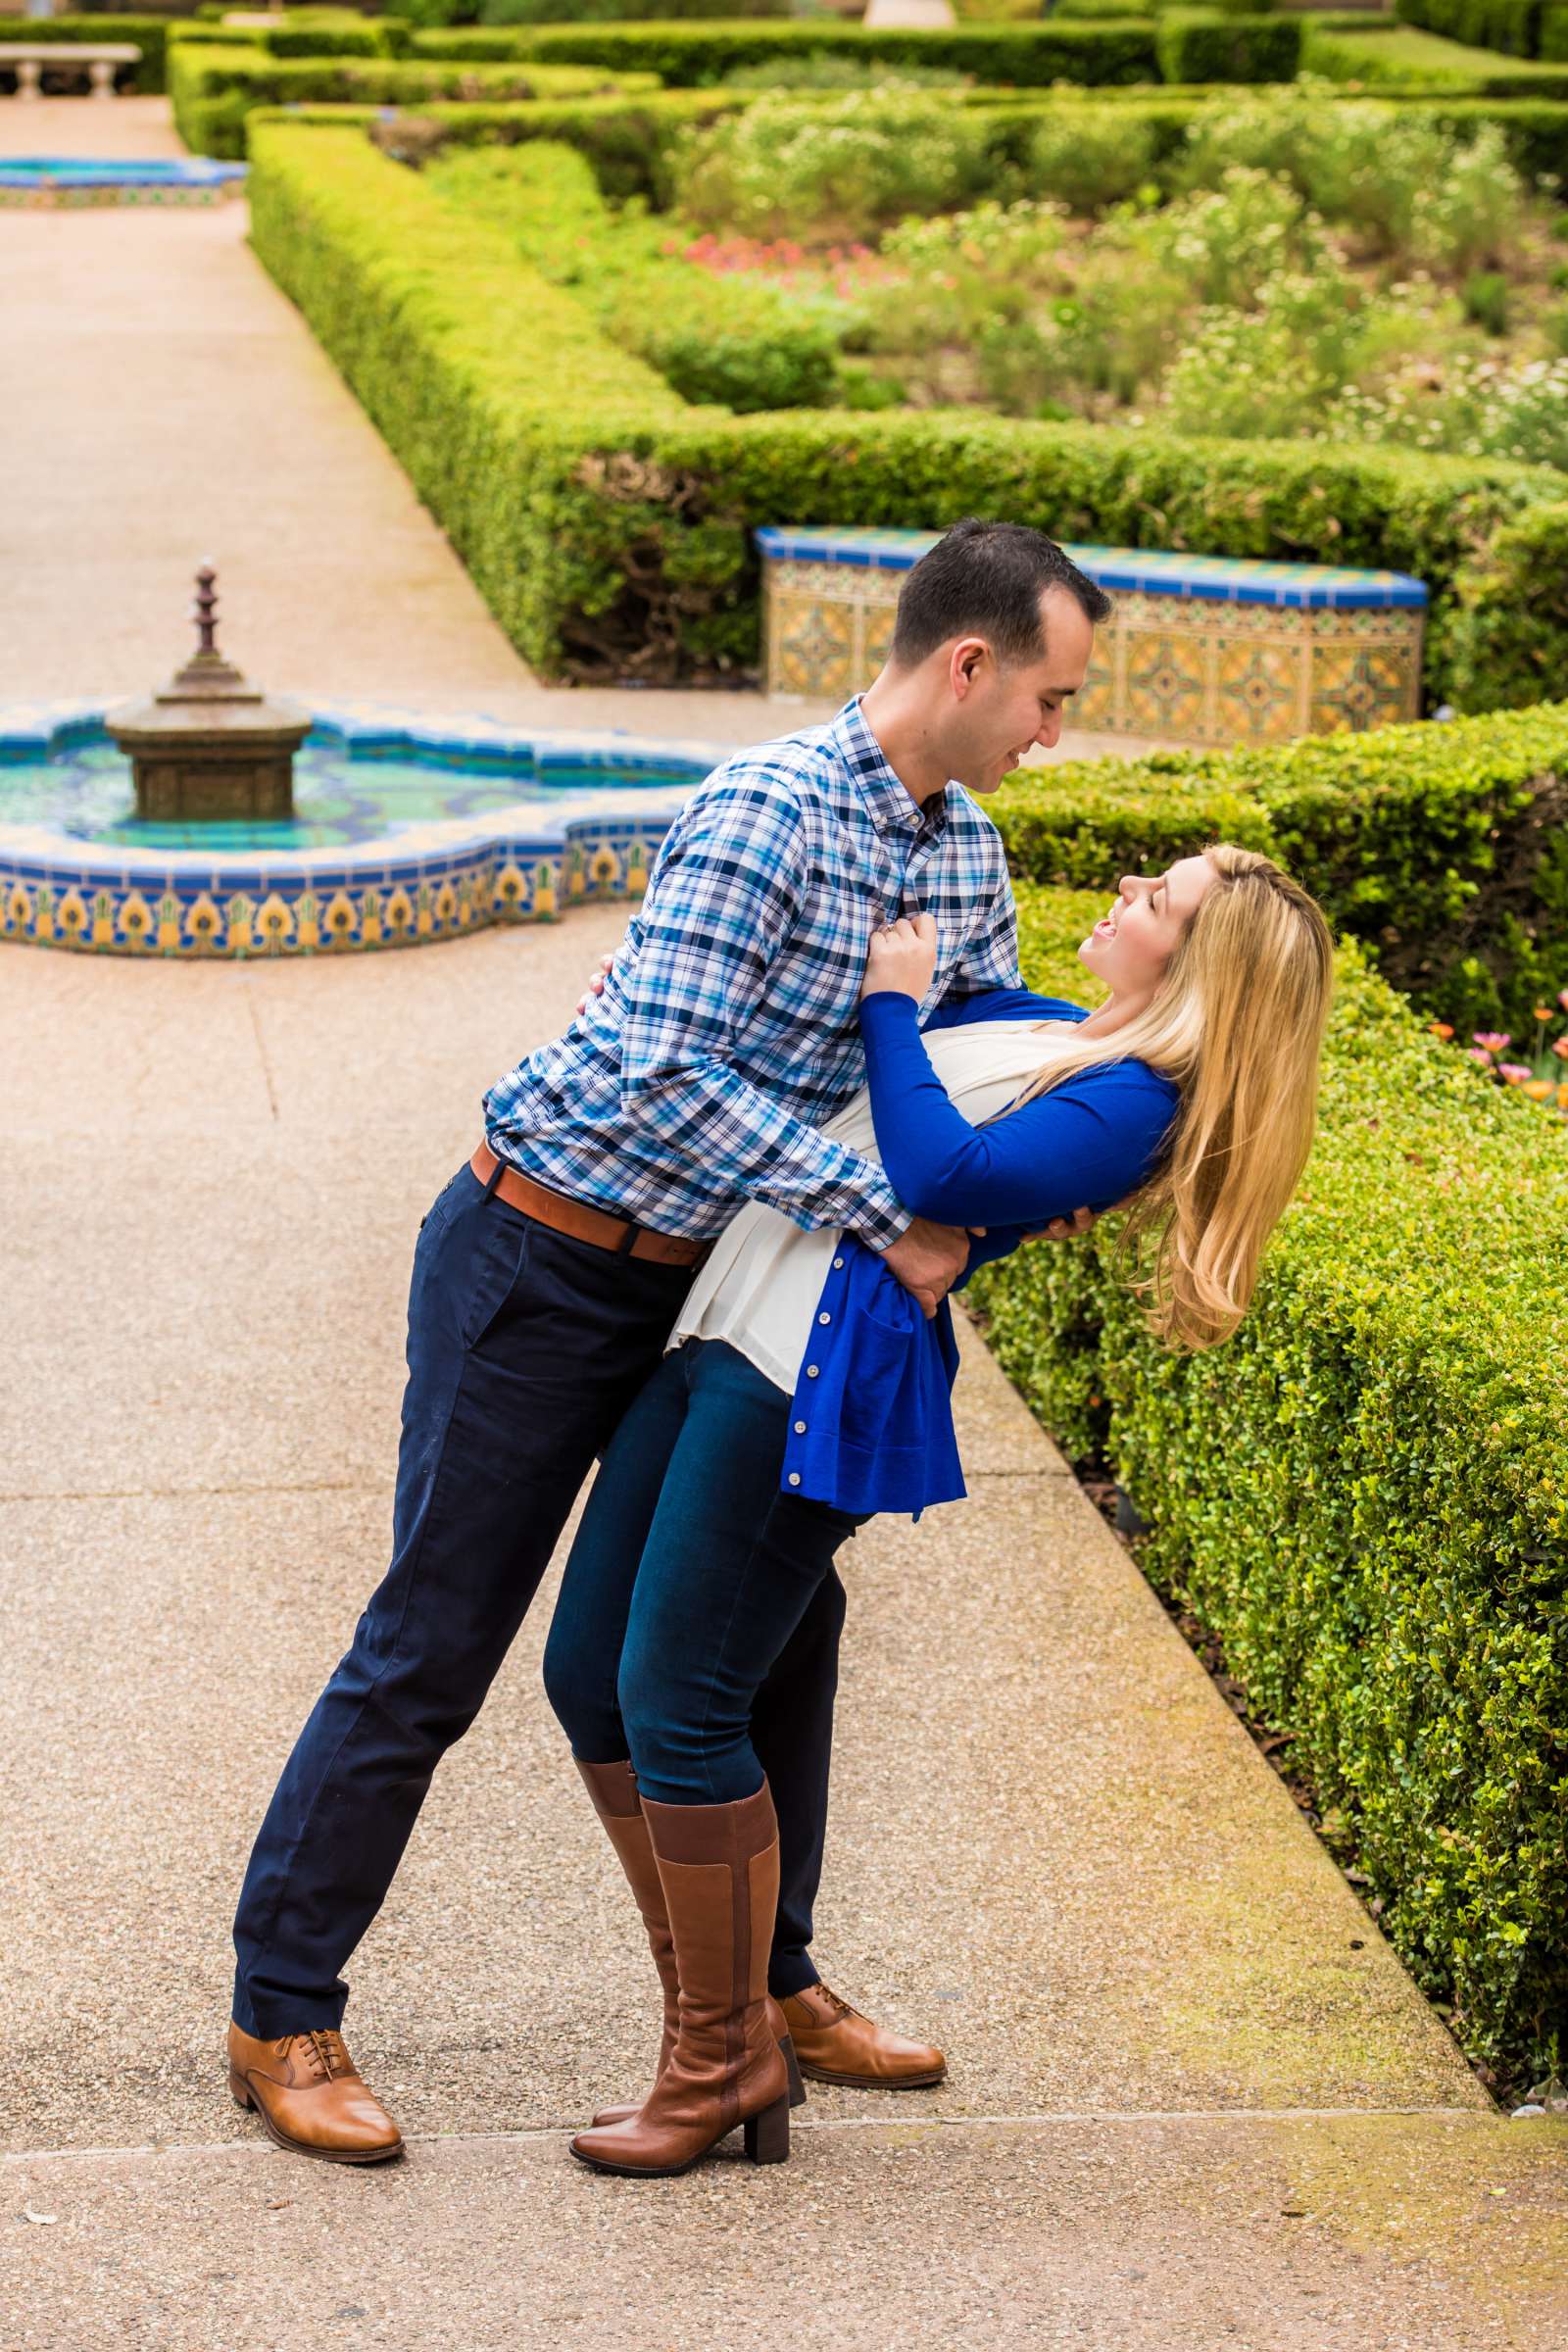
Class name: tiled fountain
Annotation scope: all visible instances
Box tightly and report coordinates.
[0,573,721,958]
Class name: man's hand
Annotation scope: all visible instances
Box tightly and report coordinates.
[880,1216,974,1320]
[575,951,615,1017]
[1023,1205,1097,1244]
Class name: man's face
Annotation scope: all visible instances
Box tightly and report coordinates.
[946,586,1096,796]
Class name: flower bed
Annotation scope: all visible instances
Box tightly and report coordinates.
[247,118,1568,702]
[965,880,1568,2085]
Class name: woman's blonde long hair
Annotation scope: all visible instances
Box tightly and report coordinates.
[1006,843,1336,1352]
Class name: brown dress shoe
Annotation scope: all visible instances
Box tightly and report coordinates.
[227,2024,404,2164]
[571,1782,790,2179]
[779,1982,947,2089]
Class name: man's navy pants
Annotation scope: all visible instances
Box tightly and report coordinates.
[231,1162,847,2034]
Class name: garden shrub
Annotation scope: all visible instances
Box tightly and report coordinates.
[671,86,1003,239]
[1544,2,1568,57]
[1443,498,1568,712]
[967,882,1568,2085]
[1024,104,1162,205]
[169,46,657,158]
[0,16,172,92]
[479,0,788,18]
[419,20,1164,87]
[1302,22,1568,93]
[1395,0,1544,56]
[246,120,1568,700]
[427,141,843,409]
[1154,10,1301,83]
[992,706,1568,1030]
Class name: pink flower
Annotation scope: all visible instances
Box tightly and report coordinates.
[1466,1047,1495,1066]
[1498,1062,1532,1083]
[1473,1031,1510,1052]
[1553,1037,1568,1060]
[1558,987,1568,1012]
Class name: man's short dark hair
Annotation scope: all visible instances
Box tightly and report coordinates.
[889,519,1111,670]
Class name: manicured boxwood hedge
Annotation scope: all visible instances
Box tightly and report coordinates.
[1153,8,1301,81]
[168,17,413,56]
[245,121,1568,699]
[968,883,1568,2083]
[1396,0,1544,54]
[0,15,171,91]
[991,708,1568,1031]
[1303,20,1568,90]
[409,19,1165,86]
[429,140,842,410]
[169,45,657,157]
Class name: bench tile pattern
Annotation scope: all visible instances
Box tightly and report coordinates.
[758,530,1426,744]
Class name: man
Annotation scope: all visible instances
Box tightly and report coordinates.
[227,519,1109,2163]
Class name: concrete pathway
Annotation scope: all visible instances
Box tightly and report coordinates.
[3,921,1565,2349]
[0,98,1162,762]
[3,89,1566,2352]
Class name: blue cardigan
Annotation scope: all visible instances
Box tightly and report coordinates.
[778,988,1181,1518]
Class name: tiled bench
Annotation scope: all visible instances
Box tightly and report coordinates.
[756,528,1427,745]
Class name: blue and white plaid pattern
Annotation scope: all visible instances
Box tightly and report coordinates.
[483,698,1021,1249]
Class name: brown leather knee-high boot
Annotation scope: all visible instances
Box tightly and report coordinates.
[574,1758,680,2129]
[575,1759,804,2131]
[570,1780,791,2178]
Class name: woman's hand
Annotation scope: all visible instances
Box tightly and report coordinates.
[860,911,939,1004]
[574,952,615,1017]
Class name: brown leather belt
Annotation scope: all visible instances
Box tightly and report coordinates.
[468,1144,712,1270]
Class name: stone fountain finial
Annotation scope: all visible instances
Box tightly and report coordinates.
[106,564,311,821]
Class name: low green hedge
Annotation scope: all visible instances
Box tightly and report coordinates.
[1154,8,1300,80]
[0,15,170,91]
[1303,20,1568,89]
[991,708,1568,1030]
[247,120,1568,698]
[170,46,658,157]
[967,882,1568,2083]
[480,0,789,18]
[168,17,413,56]
[428,140,842,409]
[1395,0,1543,55]
[416,20,1165,86]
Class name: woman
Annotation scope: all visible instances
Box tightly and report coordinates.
[542,842,1335,2180]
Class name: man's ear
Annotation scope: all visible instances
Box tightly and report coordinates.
[949,636,990,701]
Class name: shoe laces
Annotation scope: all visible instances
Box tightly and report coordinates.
[294,2029,351,2082]
[814,1983,859,2022]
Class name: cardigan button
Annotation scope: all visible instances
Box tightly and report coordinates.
[794,1420,807,1435]
[787,1473,802,1488]
[806,1364,819,1379]
[833,1256,844,1269]
[817,1311,831,1326]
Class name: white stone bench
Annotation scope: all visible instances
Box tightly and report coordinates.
[0,43,142,100]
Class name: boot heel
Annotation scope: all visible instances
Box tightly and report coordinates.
[779,2033,807,2109]
[743,2092,790,2166]
[227,2069,255,2112]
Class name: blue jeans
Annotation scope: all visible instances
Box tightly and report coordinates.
[543,1338,871,1822]
[231,1167,847,2034]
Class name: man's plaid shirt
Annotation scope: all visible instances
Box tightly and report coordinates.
[483,697,1023,1251]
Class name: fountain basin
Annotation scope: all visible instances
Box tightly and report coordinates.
[0,159,246,208]
[0,701,722,957]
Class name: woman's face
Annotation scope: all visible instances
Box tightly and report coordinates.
[1078,855,1216,995]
